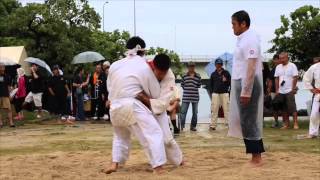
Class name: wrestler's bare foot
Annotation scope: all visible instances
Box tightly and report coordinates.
[102,162,118,174]
[250,154,263,167]
[180,159,186,166]
[65,119,74,125]
[153,166,166,175]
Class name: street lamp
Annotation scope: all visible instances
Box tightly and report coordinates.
[103,1,109,32]
[133,0,136,35]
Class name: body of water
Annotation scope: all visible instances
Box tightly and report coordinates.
[178,82,312,124]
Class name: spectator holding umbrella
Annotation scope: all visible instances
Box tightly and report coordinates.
[73,67,90,121]
[23,64,45,119]
[0,63,14,128]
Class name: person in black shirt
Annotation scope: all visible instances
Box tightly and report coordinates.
[23,64,44,119]
[267,54,281,128]
[0,64,14,128]
[48,65,72,123]
[209,58,231,130]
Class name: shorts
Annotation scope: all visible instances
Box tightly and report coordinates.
[280,93,297,114]
[25,92,43,107]
[0,97,11,110]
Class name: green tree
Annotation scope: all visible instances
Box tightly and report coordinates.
[268,5,320,69]
[0,0,22,44]
[146,47,183,77]
[0,0,100,68]
[90,30,130,63]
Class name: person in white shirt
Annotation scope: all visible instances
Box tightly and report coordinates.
[228,10,265,167]
[104,37,166,174]
[137,54,184,166]
[303,58,320,138]
[274,52,299,129]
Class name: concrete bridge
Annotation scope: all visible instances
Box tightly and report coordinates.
[179,55,216,79]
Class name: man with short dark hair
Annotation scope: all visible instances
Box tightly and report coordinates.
[48,65,72,123]
[180,62,201,131]
[0,64,14,128]
[209,58,231,130]
[104,36,167,174]
[24,64,44,119]
[313,57,320,64]
[137,54,184,166]
[89,64,105,120]
[228,10,265,166]
[275,52,299,129]
[267,54,281,128]
[303,59,320,138]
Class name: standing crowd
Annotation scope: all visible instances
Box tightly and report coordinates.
[0,60,112,127]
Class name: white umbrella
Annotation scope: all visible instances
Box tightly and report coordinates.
[0,57,17,66]
[72,51,105,64]
[24,57,52,75]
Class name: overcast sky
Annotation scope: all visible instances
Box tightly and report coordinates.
[21,0,320,57]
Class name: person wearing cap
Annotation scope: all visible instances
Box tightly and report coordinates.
[180,61,202,131]
[0,63,14,128]
[104,36,167,174]
[209,58,231,130]
[23,63,44,119]
[48,65,72,123]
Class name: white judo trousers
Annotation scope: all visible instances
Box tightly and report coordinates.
[309,98,320,136]
[303,63,320,137]
[112,101,166,168]
[149,68,183,166]
[155,112,183,166]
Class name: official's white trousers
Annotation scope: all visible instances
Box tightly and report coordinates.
[112,102,167,168]
[155,112,183,166]
[309,98,320,136]
[211,93,229,127]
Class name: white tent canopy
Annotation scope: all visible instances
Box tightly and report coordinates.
[0,46,29,75]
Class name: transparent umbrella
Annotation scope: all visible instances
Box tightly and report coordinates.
[24,57,52,75]
[0,57,17,66]
[72,51,105,64]
[205,52,233,77]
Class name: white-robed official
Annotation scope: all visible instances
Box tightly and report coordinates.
[302,60,320,138]
[228,11,265,166]
[105,37,167,174]
[145,55,184,166]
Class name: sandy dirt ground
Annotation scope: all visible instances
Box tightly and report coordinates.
[0,123,319,180]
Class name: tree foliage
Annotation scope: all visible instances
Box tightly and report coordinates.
[268,5,320,69]
[147,47,183,78]
[0,0,182,74]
